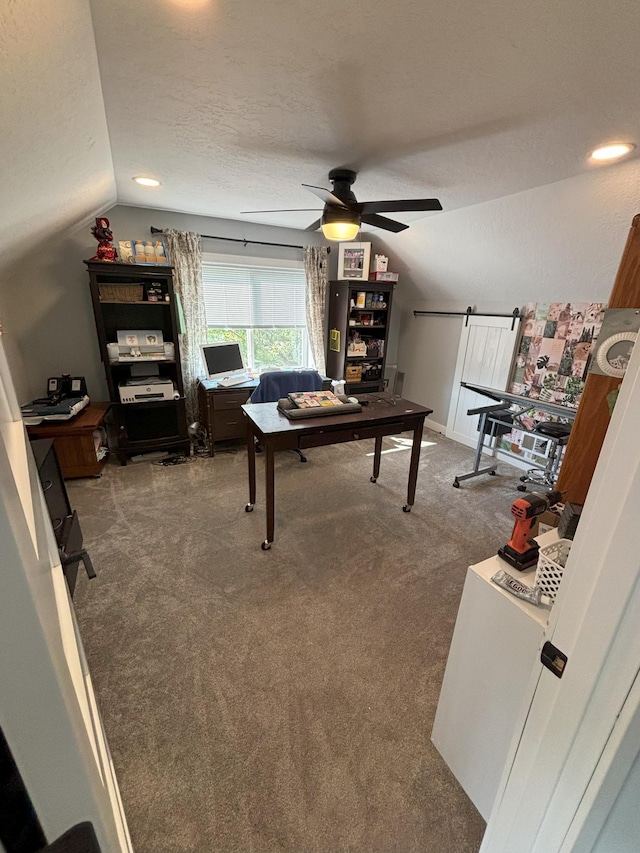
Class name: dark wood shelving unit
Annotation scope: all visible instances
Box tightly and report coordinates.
[325,281,395,394]
[84,260,190,465]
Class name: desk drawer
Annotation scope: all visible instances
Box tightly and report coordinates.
[37,444,71,540]
[215,392,250,411]
[213,411,244,439]
[299,421,402,449]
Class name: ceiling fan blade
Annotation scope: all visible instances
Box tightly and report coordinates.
[302,184,349,208]
[355,199,442,214]
[240,208,322,214]
[360,213,409,233]
[304,218,322,232]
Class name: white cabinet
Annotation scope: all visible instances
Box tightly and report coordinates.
[431,535,555,820]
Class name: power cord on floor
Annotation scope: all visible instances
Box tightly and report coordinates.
[152,455,197,467]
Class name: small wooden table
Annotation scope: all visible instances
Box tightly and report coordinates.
[242,393,432,549]
[197,377,259,455]
[26,402,110,478]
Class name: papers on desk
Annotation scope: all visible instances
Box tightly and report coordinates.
[288,390,343,408]
[277,397,362,419]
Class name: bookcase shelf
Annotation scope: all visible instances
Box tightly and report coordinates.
[325,281,395,393]
[85,260,189,465]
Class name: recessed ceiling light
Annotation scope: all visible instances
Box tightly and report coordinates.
[589,143,635,162]
[132,176,162,187]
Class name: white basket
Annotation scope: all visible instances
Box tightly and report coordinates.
[535,538,572,601]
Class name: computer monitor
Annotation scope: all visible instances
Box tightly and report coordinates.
[200,341,248,386]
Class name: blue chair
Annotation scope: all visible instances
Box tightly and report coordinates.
[249,370,324,462]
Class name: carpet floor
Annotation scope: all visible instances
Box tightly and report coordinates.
[68,427,522,853]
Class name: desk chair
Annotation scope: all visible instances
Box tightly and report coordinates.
[516,421,572,492]
[248,369,325,462]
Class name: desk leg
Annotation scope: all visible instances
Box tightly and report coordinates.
[371,435,383,483]
[245,420,256,512]
[403,419,425,512]
[452,410,498,488]
[262,443,275,550]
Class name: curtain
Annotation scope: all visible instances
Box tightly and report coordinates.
[304,246,329,375]
[164,230,206,423]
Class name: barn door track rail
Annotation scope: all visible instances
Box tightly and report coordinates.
[414,306,521,330]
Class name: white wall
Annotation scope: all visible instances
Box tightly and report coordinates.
[105,204,327,266]
[0,0,115,403]
[393,158,640,424]
[592,748,640,852]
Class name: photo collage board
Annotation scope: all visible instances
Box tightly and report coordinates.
[498,301,607,464]
[511,301,607,407]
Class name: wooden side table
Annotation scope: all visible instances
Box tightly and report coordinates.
[197,378,258,455]
[26,402,110,478]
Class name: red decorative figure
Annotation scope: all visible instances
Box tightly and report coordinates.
[90,217,118,262]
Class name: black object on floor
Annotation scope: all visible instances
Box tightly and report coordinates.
[0,725,46,853]
[40,822,101,852]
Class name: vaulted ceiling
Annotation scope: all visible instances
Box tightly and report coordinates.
[89,0,640,234]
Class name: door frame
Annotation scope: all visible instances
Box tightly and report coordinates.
[481,336,640,851]
[0,337,131,851]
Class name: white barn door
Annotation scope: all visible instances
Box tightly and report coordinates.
[446,315,520,448]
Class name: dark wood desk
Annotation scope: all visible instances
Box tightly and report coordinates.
[197,375,333,455]
[26,402,110,478]
[197,378,259,455]
[242,394,432,549]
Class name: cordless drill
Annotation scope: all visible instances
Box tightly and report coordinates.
[498,490,562,571]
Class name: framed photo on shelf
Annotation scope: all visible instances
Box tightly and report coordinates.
[337,242,372,281]
[118,240,134,264]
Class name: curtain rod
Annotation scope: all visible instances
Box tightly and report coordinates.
[414,307,521,329]
[150,226,330,253]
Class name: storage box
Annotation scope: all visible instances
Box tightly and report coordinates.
[347,341,367,356]
[558,502,582,540]
[362,364,382,381]
[345,365,362,382]
[535,538,572,601]
[531,507,562,537]
[98,284,143,302]
[369,271,398,282]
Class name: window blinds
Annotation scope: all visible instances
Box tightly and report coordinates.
[201,259,306,328]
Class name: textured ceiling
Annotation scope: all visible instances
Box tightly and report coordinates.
[90,0,640,232]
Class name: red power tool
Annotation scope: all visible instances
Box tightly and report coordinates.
[498,490,562,571]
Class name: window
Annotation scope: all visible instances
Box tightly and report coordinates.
[201,254,311,372]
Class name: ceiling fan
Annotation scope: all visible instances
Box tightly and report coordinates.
[241,168,442,241]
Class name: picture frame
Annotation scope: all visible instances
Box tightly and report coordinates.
[337,242,372,281]
[118,240,134,264]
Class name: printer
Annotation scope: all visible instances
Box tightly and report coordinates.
[118,361,176,404]
[119,375,175,404]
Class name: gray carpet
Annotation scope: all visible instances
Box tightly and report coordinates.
[68,428,521,853]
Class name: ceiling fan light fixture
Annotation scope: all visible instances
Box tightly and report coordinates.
[320,206,360,241]
[589,142,635,162]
